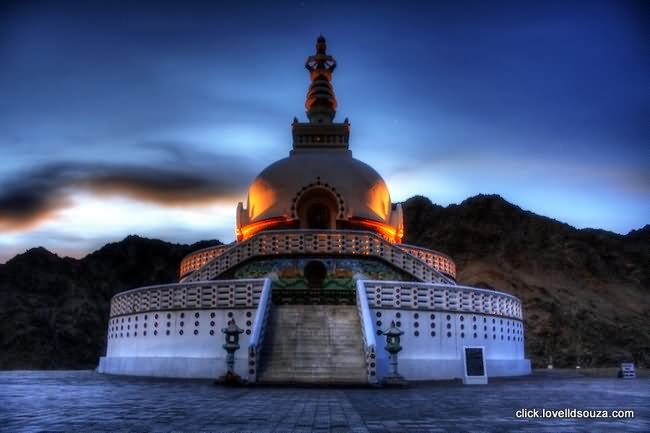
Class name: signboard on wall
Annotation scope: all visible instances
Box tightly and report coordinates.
[463,346,487,385]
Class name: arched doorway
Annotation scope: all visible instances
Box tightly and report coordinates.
[306,203,331,229]
[296,188,339,230]
[304,260,327,288]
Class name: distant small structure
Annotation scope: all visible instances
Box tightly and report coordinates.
[619,363,636,379]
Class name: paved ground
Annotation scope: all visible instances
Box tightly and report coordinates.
[0,371,648,432]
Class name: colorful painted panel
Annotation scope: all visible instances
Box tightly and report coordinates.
[220,256,414,290]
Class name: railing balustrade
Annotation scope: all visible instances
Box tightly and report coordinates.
[360,280,523,320]
[184,230,455,285]
[397,244,456,279]
[179,244,233,279]
[179,235,458,280]
[109,279,267,317]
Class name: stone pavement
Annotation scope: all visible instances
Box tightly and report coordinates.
[0,371,648,432]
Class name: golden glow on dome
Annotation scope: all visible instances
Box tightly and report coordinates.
[236,216,288,241]
[247,178,277,221]
[238,160,402,243]
[349,217,402,243]
[367,180,390,221]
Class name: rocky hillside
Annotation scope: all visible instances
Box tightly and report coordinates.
[0,194,648,369]
[403,194,650,368]
[0,236,221,369]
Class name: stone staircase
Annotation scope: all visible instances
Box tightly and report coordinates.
[258,304,368,384]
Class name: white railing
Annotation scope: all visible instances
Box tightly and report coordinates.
[360,280,523,320]
[397,244,457,279]
[185,229,455,285]
[247,278,272,383]
[356,279,378,384]
[180,240,457,280]
[179,244,234,279]
[109,279,267,317]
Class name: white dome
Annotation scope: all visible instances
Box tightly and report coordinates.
[245,152,391,224]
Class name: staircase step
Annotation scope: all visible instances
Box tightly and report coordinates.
[262,342,363,347]
[260,377,367,385]
[263,369,367,374]
[263,365,366,371]
[264,357,365,362]
[258,304,368,384]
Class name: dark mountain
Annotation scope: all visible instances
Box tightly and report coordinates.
[403,194,650,368]
[0,236,221,369]
[0,195,648,369]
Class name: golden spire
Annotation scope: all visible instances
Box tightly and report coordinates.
[304,35,338,123]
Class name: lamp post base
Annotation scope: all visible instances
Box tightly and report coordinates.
[381,374,408,387]
[215,371,245,386]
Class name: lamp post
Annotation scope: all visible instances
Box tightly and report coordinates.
[218,318,244,385]
[379,320,407,386]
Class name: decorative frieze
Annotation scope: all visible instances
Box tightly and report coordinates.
[360,280,523,320]
[110,279,267,317]
[179,244,233,279]
[397,244,456,278]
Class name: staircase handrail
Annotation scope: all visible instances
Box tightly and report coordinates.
[248,277,272,382]
[356,279,378,383]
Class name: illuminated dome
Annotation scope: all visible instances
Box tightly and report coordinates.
[236,36,403,241]
[238,148,403,241]
[241,151,397,227]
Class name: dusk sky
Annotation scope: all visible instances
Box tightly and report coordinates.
[1,0,648,263]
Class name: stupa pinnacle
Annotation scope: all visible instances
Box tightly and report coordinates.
[305,35,338,123]
[292,36,350,155]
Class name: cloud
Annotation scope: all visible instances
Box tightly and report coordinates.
[0,147,257,232]
[383,148,650,197]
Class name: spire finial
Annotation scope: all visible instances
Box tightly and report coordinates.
[304,35,337,123]
[316,34,326,53]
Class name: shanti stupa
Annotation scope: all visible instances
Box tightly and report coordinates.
[98,36,531,384]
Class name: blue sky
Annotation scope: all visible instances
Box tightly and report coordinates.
[0,0,648,262]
